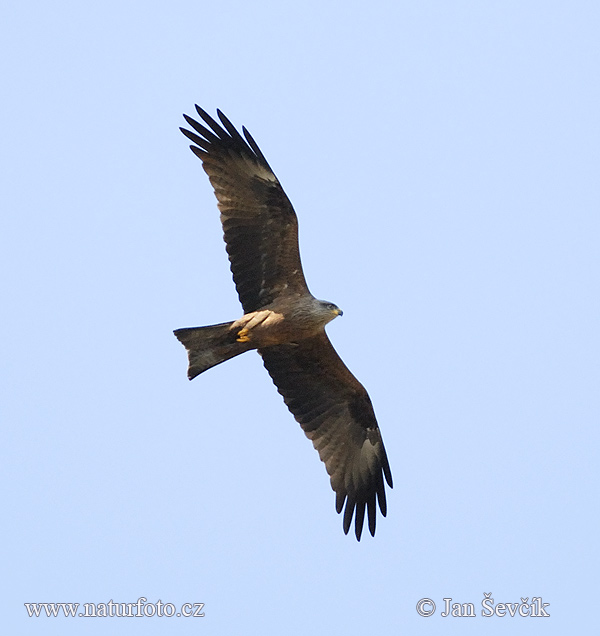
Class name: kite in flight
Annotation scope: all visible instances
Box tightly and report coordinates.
[174,106,393,539]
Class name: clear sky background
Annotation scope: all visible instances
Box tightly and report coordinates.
[2,1,598,633]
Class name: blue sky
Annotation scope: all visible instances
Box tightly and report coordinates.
[2,1,598,633]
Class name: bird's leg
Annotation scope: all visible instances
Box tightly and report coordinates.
[236,328,251,343]
[232,309,283,344]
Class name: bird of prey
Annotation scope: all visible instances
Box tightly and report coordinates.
[174,106,392,540]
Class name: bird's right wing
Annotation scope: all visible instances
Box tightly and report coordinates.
[181,106,310,313]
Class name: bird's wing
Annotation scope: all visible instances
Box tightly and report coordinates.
[259,332,393,540]
[181,106,310,313]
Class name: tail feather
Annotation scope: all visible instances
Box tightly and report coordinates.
[174,321,252,380]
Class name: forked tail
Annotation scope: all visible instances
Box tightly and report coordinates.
[174,321,252,380]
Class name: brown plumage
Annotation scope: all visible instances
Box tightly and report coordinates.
[175,106,392,539]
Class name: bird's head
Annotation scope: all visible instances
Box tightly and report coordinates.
[320,301,343,321]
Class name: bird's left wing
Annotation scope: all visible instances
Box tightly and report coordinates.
[259,333,393,540]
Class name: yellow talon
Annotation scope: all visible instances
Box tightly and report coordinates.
[237,328,251,343]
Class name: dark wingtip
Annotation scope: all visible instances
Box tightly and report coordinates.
[193,105,225,137]
[189,145,207,160]
[343,494,356,536]
[384,460,393,488]
[180,127,197,143]
[194,104,211,120]
[368,499,376,536]
[354,501,366,541]
[216,109,247,147]
[242,125,271,168]
[335,491,346,514]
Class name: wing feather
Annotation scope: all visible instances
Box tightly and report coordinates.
[181,107,309,312]
[182,114,221,144]
[259,333,393,540]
